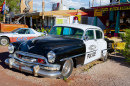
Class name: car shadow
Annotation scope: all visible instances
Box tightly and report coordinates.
[0,52,9,69]
[0,52,45,78]
[109,53,130,68]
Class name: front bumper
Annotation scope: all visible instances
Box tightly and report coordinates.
[5,58,62,78]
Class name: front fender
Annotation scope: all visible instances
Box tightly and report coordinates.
[53,44,85,65]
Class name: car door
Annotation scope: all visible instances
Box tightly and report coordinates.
[12,28,33,42]
[83,29,98,65]
[95,30,105,58]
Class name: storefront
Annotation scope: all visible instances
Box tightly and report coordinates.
[92,3,130,36]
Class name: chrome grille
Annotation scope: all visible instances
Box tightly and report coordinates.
[15,51,48,64]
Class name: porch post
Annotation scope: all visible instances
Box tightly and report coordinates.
[114,10,120,36]
[94,16,97,26]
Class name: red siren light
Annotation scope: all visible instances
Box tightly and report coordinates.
[73,16,79,24]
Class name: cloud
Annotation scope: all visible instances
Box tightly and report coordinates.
[33,0,110,12]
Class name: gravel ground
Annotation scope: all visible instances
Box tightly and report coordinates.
[0,46,130,86]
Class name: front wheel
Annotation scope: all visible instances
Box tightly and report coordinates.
[0,37,9,46]
[61,59,73,78]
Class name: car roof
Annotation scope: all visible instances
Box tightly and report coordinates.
[54,24,101,31]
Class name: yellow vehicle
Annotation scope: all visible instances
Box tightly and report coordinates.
[104,23,127,36]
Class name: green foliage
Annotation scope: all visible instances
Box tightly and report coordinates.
[121,29,130,63]
[0,0,20,21]
[6,0,20,13]
[37,28,51,34]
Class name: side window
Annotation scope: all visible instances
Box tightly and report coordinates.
[17,29,30,34]
[96,30,103,39]
[85,30,94,40]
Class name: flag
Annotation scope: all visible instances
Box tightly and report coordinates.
[1,1,5,15]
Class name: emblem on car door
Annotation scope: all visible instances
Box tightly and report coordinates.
[89,45,96,51]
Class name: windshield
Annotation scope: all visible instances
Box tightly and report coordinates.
[10,28,21,33]
[49,26,84,39]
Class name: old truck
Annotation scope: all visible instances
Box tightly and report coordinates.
[0,23,28,32]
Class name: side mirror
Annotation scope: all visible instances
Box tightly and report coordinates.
[43,31,47,36]
[84,35,89,41]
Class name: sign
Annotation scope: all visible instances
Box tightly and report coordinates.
[94,9,102,16]
[101,8,108,11]
[120,6,130,10]
[110,7,119,11]
[75,15,81,22]
[20,0,33,13]
[56,19,63,24]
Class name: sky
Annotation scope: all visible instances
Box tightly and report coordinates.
[33,0,110,12]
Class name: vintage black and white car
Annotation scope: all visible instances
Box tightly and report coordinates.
[5,24,113,78]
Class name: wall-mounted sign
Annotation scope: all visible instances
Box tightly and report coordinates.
[120,6,130,10]
[110,7,119,11]
[94,9,102,16]
[101,8,108,11]
[21,0,33,13]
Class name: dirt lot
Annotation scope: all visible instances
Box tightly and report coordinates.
[0,46,130,86]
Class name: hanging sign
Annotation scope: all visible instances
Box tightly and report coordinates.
[94,9,102,16]
[75,15,81,22]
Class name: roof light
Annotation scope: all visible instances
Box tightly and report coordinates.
[73,16,79,24]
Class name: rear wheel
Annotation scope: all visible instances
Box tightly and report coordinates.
[0,37,9,46]
[61,59,73,78]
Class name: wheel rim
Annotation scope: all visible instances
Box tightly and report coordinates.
[1,38,8,45]
[62,60,71,76]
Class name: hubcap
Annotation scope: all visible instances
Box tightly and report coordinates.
[62,60,71,76]
[1,39,8,45]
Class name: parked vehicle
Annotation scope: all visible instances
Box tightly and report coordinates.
[0,28,43,45]
[0,23,28,32]
[5,24,114,78]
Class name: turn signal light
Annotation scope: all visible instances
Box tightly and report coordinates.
[38,59,45,64]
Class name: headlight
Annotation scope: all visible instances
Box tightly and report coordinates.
[8,44,14,54]
[47,51,56,63]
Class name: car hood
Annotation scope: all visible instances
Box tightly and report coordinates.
[19,35,84,56]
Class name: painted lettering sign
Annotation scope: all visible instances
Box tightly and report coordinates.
[110,7,119,11]
[120,6,130,10]
[17,37,28,41]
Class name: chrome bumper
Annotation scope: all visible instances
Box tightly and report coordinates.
[5,58,61,78]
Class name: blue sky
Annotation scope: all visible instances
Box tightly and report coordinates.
[33,0,110,12]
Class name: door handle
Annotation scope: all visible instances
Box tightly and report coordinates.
[94,39,97,41]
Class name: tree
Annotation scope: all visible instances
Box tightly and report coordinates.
[0,0,20,22]
[6,0,20,13]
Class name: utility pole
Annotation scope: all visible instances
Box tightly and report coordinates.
[61,0,62,4]
[92,0,94,7]
[3,0,6,23]
[42,0,45,28]
[100,0,101,6]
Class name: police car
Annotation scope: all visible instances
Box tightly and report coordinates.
[5,24,112,78]
[0,28,43,46]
